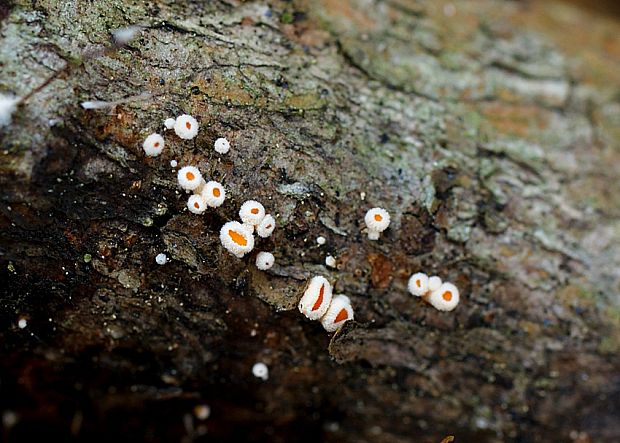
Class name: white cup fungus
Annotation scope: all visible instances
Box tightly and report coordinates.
[320,294,354,332]
[255,251,275,270]
[252,362,269,380]
[426,282,460,311]
[201,181,226,207]
[239,200,266,226]
[428,276,443,292]
[298,276,333,320]
[187,194,207,214]
[214,137,230,154]
[220,221,255,258]
[174,114,199,139]
[407,273,461,312]
[408,272,429,296]
[164,117,176,130]
[143,133,165,157]
[155,253,168,265]
[364,207,391,240]
[177,166,203,191]
[256,214,275,238]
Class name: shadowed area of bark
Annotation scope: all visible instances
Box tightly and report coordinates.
[1,0,619,442]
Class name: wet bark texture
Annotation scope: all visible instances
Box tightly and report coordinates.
[1,0,619,442]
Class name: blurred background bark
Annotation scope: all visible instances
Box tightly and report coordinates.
[1,0,619,442]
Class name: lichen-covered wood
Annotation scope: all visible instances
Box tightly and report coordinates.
[1,1,619,442]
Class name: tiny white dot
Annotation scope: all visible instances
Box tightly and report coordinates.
[194,404,210,420]
[2,411,18,427]
[164,117,176,130]
[155,253,168,265]
[325,255,336,268]
[18,318,27,329]
[170,159,178,167]
[316,236,326,245]
[252,362,269,380]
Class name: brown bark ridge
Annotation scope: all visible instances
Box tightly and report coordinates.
[1,0,619,442]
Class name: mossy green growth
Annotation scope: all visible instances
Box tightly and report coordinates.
[282,91,325,112]
[598,306,620,354]
[280,11,294,24]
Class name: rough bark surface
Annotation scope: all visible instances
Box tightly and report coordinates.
[1,0,619,442]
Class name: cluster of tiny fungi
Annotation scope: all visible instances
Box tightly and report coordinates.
[142,114,460,335]
[298,276,354,332]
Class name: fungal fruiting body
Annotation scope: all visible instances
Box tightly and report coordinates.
[0,94,19,127]
[201,181,226,207]
[364,207,391,240]
[316,236,326,245]
[428,276,442,292]
[408,272,460,311]
[174,114,199,139]
[239,200,266,226]
[187,194,207,214]
[426,282,460,311]
[142,133,164,157]
[298,276,333,320]
[81,93,151,110]
[298,276,356,333]
[220,221,255,258]
[194,405,210,420]
[252,362,269,381]
[155,253,168,265]
[325,255,336,268]
[256,214,276,238]
[408,272,429,297]
[178,167,224,216]
[112,25,140,46]
[164,118,176,129]
[177,166,203,191]
[214,137,230,154]
[255,252,275,270]
[320,294,354,332]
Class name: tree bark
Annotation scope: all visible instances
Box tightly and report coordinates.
[1,0,619,442]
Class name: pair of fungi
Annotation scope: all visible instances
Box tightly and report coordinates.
[164,116,230,155]
[143,114,199,157]
[298,276,354,332]
[239,200,276,238]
